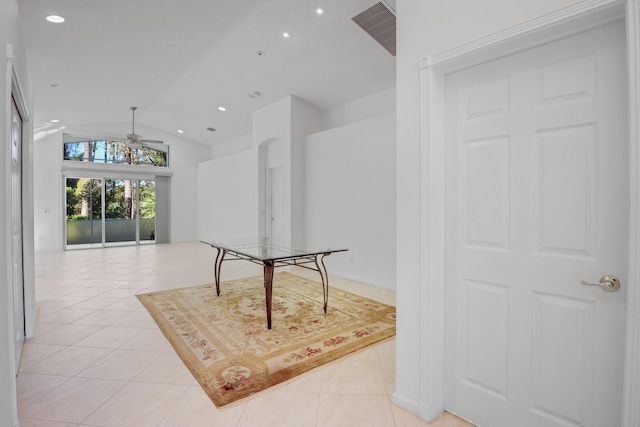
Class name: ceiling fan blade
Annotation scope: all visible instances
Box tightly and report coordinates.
[140,141,169,153]
[139,139,164,144]
[125,141,143,149]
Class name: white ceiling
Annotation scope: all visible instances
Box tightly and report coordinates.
[18,0,396,147]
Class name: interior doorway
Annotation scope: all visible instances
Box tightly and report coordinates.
[258,137,287,243]
[266,166,284,244]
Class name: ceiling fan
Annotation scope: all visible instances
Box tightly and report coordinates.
[123,106,164,149]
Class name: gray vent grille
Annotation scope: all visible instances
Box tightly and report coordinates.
[351,2,396,56]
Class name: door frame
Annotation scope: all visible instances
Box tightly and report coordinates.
[258,137,288,242]
[266,165,284,243]
[416,1,640,425]
[5,46,33,427]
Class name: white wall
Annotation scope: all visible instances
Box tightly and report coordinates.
[166,134,212,242]
[197,149,259,241]
[394,0,589,418]
[290,97,322,246]
[2,0,33,424]
[252,97,292,149]
[305,113,396,289]
[253,97,294,242]
[251,96,323,245]
[211,133,252,159]
[321,87,395,130]
[34,131,63,251]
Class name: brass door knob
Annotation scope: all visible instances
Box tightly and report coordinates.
[580,275,621,292]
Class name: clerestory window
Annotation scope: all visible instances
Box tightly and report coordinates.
[63,135,168,167]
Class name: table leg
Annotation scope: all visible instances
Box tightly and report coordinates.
[213,248,226,296]
[264,261,275,329]
[314,253,330,313]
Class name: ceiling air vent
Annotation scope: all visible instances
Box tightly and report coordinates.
[351,1,396,56]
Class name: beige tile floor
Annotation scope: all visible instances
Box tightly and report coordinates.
[18,242,475,427]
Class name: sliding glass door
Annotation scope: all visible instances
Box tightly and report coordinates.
[104,179,136,244]
[65,177,103,246]
[65,176,155,248]
[139,180,156,242]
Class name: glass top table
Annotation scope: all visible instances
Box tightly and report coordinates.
[201,238,348,329]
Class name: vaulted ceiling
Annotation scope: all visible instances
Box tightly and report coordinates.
[18,0,396,147]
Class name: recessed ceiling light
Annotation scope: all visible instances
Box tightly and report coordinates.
[50,119,59,123]
[50,83,61,88]
[177,129,184,134]
[46,15,65,23]
[218,106,226,112]
[206,127,216,132]
[316,7,325,15]
[282,31,291,39]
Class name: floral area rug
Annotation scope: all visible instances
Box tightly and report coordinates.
[136,271,396,407]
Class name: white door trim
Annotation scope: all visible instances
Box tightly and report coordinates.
[5,41,31,427]
[622,1,640,425]
[415,1,640,425]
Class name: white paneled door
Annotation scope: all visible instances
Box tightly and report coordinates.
[444,22,628,427]
[11,96,25,371]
